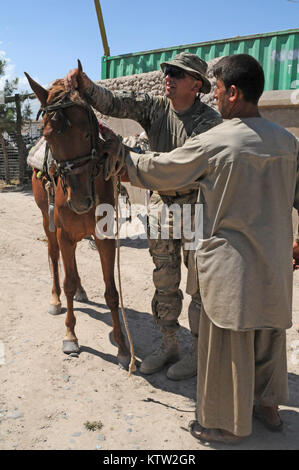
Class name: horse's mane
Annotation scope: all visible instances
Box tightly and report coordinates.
[47,79,86,107]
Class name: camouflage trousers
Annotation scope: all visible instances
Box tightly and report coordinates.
[147,190,201,336]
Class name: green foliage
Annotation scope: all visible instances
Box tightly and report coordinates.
[84,420,103,431]
[0,103,15,134]
[22,102,33,121]
[0,59,32,134]
[4,77,18,96]
[0,59,6,76]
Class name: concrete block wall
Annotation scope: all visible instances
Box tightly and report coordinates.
[93,58,219,136]
[94,57,299,139]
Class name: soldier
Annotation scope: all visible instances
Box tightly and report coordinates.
[65,53,222,380]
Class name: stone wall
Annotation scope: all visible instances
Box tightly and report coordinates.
[93,58,299,138]
[93,58,220,136]
[95,58,219,109]
[259,90,299,138]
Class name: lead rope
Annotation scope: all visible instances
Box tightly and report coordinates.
[104,136,126,182]
[45,180,56,232]
[113,175,136,376]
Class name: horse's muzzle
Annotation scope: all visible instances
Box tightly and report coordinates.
[67,197,94,215]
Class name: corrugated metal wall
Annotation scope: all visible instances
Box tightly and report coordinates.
[101,29,299,91]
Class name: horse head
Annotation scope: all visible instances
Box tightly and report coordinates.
[25,61,104,215]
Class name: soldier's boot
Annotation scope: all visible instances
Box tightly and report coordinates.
[166,295,201,380]
[166,336,198,380]
[139,332,179,375]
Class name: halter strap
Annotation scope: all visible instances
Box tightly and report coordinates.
[55,149,99,175]
[40,94,105,200]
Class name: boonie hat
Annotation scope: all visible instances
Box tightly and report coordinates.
[160,52,211,94]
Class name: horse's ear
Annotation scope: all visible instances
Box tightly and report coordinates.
[24,72,48,106]
[76,60,86,97]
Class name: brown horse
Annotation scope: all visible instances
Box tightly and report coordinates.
[25,62,130,368]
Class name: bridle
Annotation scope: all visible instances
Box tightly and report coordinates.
[39,93,105,201]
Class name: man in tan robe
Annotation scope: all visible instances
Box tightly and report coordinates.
[103,54,299,443]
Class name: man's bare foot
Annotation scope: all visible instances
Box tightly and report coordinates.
[188,420,244,444]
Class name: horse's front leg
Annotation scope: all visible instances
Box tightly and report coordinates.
[57,228,80,354]
[33,175,62,315]
[94,236,130,368]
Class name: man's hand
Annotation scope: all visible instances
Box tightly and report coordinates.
[293,240,299,270]
[100,123,123,158]
[120,167,130,182]
[99,123,127,180]
[64,68,90,94]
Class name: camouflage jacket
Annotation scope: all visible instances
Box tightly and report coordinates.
[86,82,222,192]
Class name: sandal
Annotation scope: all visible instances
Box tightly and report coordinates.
[188,420,243,445]
[253,405,283,432]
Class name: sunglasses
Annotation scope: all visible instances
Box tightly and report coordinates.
[163,65,186,79]
[163,65,200,80]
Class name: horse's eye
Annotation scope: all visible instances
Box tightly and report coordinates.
[85,133,90,139]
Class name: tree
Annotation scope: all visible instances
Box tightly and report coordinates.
[0,59,15,183]
[0,59,32,184]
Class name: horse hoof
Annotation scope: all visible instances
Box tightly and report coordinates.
[117,353,131,371]
[74,288,88,302]
[62,340,80,355]
[48,303,62,315]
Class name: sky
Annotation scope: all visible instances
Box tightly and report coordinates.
[0,0,298,98]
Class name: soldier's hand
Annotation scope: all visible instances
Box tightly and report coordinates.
[293,240,299,270]
[64,68,90,93]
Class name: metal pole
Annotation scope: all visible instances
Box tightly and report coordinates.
[94,0,110,57]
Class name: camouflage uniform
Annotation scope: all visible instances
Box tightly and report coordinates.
[85,75,222,376]
[87,86,221,309]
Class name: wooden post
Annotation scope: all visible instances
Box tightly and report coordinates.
[0,133,10,184]
[14,94,26,185]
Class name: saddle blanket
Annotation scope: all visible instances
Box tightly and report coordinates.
[27,136,47,170]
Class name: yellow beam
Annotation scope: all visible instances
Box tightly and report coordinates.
[94,0,110,57]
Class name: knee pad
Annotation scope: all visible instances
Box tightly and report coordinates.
[152,289,183,322]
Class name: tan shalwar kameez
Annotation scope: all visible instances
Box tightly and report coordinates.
[124,117,299,436]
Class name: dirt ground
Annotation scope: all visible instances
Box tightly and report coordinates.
[0,185,298,451]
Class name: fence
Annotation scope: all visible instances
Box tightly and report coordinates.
[0,128,42,182]
[0,92,39,184]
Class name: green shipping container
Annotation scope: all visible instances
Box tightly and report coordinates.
[101,29,299,91]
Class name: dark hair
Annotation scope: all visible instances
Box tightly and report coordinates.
[213,54,265,104]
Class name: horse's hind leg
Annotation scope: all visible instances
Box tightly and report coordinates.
[43,224,62,315]
[94,237,130,369]
[57,229,80,354]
